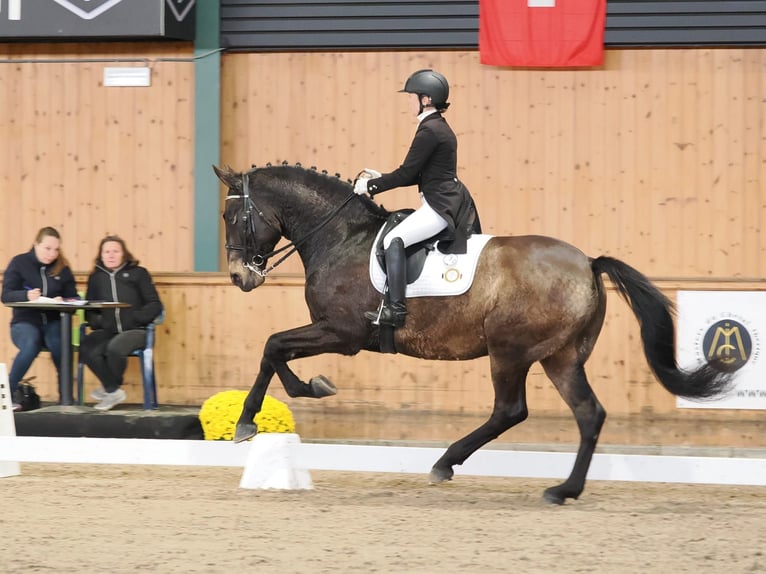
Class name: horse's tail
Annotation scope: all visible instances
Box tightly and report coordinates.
[591,255,732,399]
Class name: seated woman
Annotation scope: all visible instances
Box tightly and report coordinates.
[1,226,78,410]
[80,235,163,411]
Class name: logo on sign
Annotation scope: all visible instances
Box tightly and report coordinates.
[696,314,761,373]
[166,0,195,22]
[52,0,125,20]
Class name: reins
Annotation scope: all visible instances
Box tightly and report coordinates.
[225,171,357,277]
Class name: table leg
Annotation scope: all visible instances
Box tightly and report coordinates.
[59,311,74,405]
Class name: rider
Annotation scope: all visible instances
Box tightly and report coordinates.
[354,69,481,328]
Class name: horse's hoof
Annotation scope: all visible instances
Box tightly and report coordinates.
[310,375,337,398]
[542,488,566,506]
[428,466,454,484]
[233,423,258,443]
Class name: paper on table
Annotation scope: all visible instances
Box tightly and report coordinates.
[30,297,88,305]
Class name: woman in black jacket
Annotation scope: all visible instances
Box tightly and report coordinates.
[353,69,481,328]
[80,235,163,411]
[1,226,78,409]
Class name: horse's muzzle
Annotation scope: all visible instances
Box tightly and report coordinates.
[229,271,263,292]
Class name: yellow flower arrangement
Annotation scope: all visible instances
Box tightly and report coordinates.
[198,390,296,440]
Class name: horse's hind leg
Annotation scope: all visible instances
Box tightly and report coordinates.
[430,359,531,484]
[540,350,606,505]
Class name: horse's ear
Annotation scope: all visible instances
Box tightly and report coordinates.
[212,165,241,190]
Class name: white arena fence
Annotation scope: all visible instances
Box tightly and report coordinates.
[2,364,766,489]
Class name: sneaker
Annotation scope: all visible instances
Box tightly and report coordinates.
[90,387,107,401]
[11,389,24,412]
[93,388,126,411]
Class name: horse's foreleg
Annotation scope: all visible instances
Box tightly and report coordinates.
[266,322,355,397]
[430,360,531,484]
[234,360,276,443]
[234,323,355,443]
[540,354,605,505]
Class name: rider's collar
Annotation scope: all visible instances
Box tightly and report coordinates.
[417,109,438,123]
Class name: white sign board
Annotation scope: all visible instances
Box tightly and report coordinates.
[676,291,765,409]
[103,67,151,87]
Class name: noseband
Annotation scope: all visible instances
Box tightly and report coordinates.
[224,171,357,277]
[224,173,274,275]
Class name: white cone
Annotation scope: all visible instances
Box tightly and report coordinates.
[239,432,312,490]
[0,363,20,478]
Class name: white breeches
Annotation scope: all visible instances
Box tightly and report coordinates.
[383,194,449,249]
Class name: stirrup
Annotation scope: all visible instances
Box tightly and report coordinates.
[365,299,386,326]
[365,303,407,328]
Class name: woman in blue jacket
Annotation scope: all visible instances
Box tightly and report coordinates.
[80,235,163,411]
[1,226,78,409]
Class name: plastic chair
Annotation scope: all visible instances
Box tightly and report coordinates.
[76,310,164,410]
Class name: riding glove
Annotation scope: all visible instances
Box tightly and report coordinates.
[362,168,382,179]
[354,177,369,195]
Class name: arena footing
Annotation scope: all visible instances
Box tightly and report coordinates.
[13,404,203,440]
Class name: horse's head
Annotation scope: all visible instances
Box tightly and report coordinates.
[214,165,282,292]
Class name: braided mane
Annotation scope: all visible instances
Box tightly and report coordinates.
[250,161,390,220]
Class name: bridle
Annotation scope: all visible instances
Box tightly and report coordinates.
[224,171,357,277]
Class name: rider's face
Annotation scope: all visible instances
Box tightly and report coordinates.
[409,93,421,116]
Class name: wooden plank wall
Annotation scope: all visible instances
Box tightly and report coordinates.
[1,46,765,446]
[0,42,195,273]
[1,274,763,447]
[221,49,766,278]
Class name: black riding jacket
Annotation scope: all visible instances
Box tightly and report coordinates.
[366,112,481,252]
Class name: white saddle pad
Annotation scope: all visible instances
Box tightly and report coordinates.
[369,230,494,298]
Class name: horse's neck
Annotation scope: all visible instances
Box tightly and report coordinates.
[276,192,377,272]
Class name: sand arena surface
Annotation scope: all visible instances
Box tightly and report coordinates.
[2,464,766,573]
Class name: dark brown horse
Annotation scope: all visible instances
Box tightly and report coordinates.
[214,163,731,504]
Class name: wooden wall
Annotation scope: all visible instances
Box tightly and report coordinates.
[1,46,765,446]
[0,42,195,273]
[221,49,766,278]
[1,274,764,447]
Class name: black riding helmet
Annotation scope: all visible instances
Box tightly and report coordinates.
[399,69,450,112]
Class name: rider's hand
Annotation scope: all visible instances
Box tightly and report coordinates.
[353,177,369,195]
[362,168,382,179]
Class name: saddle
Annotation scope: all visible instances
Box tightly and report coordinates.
[373,210,432,283]
[373,205,483,281]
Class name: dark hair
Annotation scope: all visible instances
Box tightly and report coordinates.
[94,235,139,269]
[34,226,70,276]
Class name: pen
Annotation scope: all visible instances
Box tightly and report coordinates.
[24,285,35,290]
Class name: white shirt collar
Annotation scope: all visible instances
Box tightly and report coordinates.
[417,109,438,123]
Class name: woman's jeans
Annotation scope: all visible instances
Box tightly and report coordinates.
[9,321,62,393]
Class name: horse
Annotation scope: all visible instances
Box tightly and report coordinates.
[214,162,731,504]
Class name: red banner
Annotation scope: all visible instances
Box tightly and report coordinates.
[479,0,606,67]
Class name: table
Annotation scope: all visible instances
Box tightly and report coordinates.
[4,301,129,405]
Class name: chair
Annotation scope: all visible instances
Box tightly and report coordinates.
[76,310,164,410]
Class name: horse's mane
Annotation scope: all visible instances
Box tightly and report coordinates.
[249,161,390,220]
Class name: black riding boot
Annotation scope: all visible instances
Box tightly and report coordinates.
[365,238,408,328]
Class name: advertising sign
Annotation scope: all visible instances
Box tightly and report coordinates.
[0,0,195,40]
[677,290,766,409]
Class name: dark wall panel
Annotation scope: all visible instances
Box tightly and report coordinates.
[221,0,766,51]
